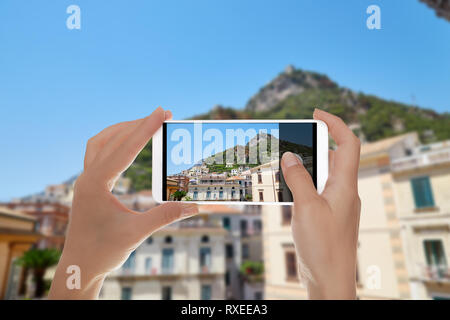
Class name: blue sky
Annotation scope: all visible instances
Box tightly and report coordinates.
[167,123,279,175]
[1,0,449,200]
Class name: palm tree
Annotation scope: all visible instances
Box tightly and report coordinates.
[172,190,187,201]
[16,248,61,298]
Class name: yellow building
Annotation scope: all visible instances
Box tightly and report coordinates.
[250,160,284,202]
[262,132,449,300]
[391,140,450,299]
[0,206,39,299]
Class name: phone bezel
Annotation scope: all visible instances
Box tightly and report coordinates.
[152,119,328,205]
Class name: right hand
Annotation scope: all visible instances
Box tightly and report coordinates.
[281,109,361,300]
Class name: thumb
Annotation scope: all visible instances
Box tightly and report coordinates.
[135,202,198,234]
[281,152,318,203]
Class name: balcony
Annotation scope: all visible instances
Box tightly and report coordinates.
[200,265,211,274]
[194,181,239,186]
[417,264,450,283]
[120,267,174,277]
[391,147,450,172]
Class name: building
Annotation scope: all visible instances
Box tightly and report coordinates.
[112,176,132,195]
[391,139,450,299]
[166,175,190,200]
[198,204,264,300]
[226,175,252,201]
[101,199,264,300]
[262,132,450,300]
[101,220,227,300]
[166,178,179,200]
[250,160,284,203]
[0,206,39,299]
[115,190,157,212]
[44,184,74,206]
[187,174,242,201]
[168,175,190,192]
[4,201,69,250]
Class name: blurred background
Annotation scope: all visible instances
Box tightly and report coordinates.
[0,0,449,300]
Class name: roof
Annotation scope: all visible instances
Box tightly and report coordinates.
[360,132,418,158]
[226,176,246,181]
[198,204,243,214]
[0,206,35,221]
[249,159,279,171]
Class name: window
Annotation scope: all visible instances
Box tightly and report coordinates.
[219,191,224,199]
[242,244,249,259]
[275,171,280,182]
[231,190,235,198]
[201,235,209,243]
[146,236,153,245]
[201,285,212,300]
[258,191,264,202]
[121,287,132,300]
[240,220,248,237]
[123,251,135,271]
[277,190,283,202]
[162,286,172,300]
[145,257,152,274]
[206,191,211,199]
[193,191,198,200]
[164,236,173,244]
[424,240,447,268]
[223,217,231,231]
[411,176,435,209]
[285,251,298,281]
[162,248,174,274]
[200,247,212,269]
[226,244,234,258]
[282,206,292,225]
[253,220,262,233]
[257,172,263,184]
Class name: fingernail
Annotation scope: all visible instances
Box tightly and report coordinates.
[164,110,172,120]
[180,203,198,217]
[282,152,302,168]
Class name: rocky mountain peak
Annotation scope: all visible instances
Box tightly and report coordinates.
[245,65,338,113]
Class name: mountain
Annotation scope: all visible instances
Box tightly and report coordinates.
[192,132,312,175]
[202,132,278,173]
[193,66,450,143]
[126,65,450,190]
[246,65,338,112]
[420,0,450,22]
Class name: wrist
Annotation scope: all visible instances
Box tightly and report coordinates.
[305,263,357,300]
[48,251,108,299]
[306,277,356,300]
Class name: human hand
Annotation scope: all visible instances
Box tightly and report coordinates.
[281,109,361,300]
[48,107,198,299]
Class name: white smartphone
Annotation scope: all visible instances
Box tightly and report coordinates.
[152,119,328,205]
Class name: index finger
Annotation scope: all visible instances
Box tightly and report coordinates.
[313,109,360,186]
[98,107,166,181]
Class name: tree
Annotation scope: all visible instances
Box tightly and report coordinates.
[172,190,187,201]
[16,248,61,298]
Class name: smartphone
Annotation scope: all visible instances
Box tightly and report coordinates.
[152,120,328,205]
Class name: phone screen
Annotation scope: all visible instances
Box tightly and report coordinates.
[162,122,316,202]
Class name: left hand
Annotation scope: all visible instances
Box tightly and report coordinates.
[48,107,198,299]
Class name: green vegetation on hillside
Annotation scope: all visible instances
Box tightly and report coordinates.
[124,141,152,191]
[125,68,450,191]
